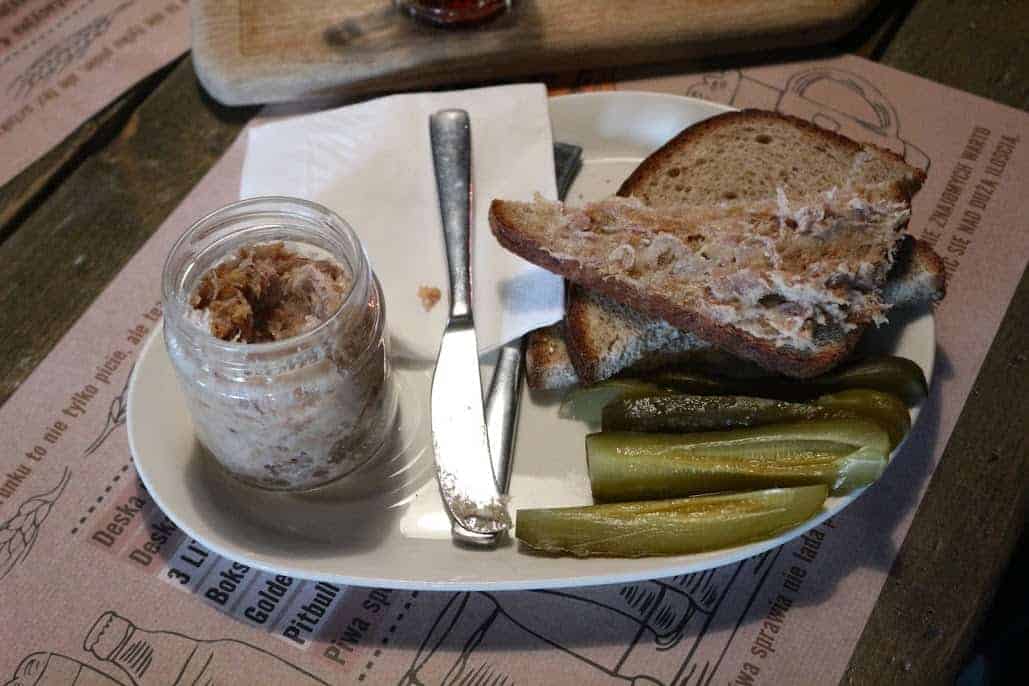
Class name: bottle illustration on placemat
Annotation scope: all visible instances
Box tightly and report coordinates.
[83,611,328,686]
[4,611,329,686]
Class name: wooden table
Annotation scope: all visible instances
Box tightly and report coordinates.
[0,1,1025,683]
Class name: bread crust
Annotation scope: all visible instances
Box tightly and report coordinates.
[563,284,703,384]
[490,199,862,378]
[513,110,937,383]
[617,109,926,202]
[564,287,607,384]
[911,237,947,301]
[525,324,578,391]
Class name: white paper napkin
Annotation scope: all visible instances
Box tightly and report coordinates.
[240,84,563,360]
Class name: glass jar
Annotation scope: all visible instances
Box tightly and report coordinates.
[162,197,397,491]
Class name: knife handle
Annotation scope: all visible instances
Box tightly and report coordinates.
[429,109,473,321]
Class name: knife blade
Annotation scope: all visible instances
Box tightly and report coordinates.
[428,109,511,544]
[484,338,523,494]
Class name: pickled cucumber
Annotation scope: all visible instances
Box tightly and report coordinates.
[814,390,911,449]
[587,419,889,501]
[649,355,928,405]
[602,390,910,450]
[602,394,857,433]
[559,379,669,424]
[516,485,829,557]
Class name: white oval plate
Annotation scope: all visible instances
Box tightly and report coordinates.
[128,92,935,591]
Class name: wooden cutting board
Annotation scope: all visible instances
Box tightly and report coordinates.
[192,0,879,105]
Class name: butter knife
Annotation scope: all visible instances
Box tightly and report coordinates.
[429,109,511,545]
[484,142,583,493]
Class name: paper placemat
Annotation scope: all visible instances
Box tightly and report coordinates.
[1,54,1027,685]
[0,0,190,187]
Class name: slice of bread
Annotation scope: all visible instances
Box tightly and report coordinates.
[525,316,739,392]
[538,110,939,387]
[491,189,912,378]
[526,234,945,390]
[618,109,924,206]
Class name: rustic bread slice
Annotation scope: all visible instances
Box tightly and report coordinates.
[525,312,755,392]
[561,284,712,386]
[491,190,910,379]
[547,109,937,387]
[568,235,944,386]
[525,320,737,391]
[618,109,925,206]
[525,235,944,390]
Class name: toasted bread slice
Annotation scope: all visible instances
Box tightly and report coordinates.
[618,109,924,206]
[491,189,911,379]
[526,235,945,390]
[525,315,749,392]
[539,109,938,387]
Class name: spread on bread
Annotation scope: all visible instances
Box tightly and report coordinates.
[513,109,945,389]
[515,188,910,356]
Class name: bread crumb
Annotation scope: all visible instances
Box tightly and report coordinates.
[418,285,442,311]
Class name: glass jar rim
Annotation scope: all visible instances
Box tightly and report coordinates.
[161,195,372,355]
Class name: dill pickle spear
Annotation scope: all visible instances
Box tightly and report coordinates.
[814,390,911,449]
[601,394,862,433]
[812,356,928,405]
[602,391,911,450]
[637,370,742,396]
[559,379,669,424]
[516,485,828,557]
[648,355,929,405]
[587,419,888,501]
